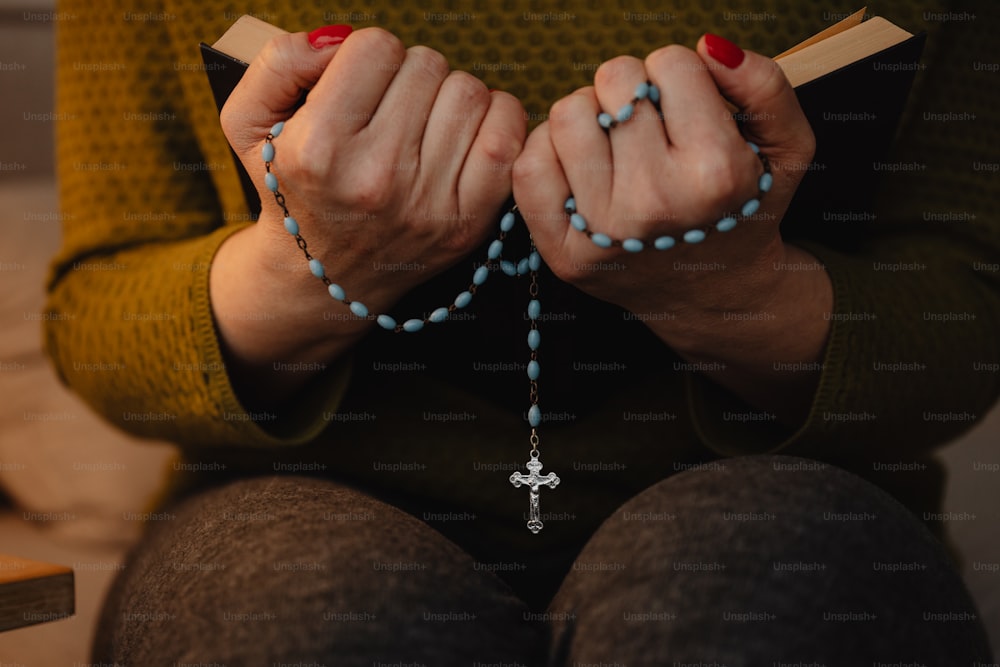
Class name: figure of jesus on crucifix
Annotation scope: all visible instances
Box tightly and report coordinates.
[509,452,560,534]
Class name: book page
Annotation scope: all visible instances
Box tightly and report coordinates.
[775,17,913,88]
[775,8,868,60]
[213,15,287,65]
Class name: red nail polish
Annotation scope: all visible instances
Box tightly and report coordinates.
[704,33,745,69]
[308,25,353,49]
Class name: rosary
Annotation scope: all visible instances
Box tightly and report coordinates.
[262,80,772,533]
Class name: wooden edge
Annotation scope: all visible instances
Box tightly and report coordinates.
[0,555,75,632]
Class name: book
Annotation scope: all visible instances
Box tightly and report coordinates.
[200,9,925,227]
[0,554,75,632]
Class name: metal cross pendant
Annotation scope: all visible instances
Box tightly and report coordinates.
[509,452,560,534]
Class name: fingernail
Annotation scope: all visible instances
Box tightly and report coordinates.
[308,25,353,49]
[704,33,745,69]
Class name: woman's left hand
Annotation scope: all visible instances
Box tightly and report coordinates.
[513,34,816,344]
[513,34,831,424]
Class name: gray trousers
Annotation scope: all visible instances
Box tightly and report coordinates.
[93,455,992,665]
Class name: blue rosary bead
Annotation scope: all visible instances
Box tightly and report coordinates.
[377,314,396,330]
[349,301,369,318]
[429,307,449,323]
[501,261,517,276]
[622,238,644,253]
[683,229,706,244]
[402,318,424,332]
[262,142,275,163]
[716,217,738,232]
[328,283,346,301]
[564,197,575,212]
[741,199,760,217]
[570,213,587,232]
[747,141,759,154]
[527,299,541,320]
[517,258,530,275]
[654,236,675,250]
[528,405,541,428]
[270,121,284,137]
[454,291,473,309]
[488,239,504,260]
[528,329,540,350]
[616,104,634,123]
[597,113,613,129]
[634,81,649,100]
[473,265,490,286]
[527,360,540,381]
[283,216,299,235]
[528,252,541,271]
[591,233,612,249]
[648,84,660,104]
[500,211,516,232]
[308,258,325,278]
[264,173,278,192]
[759,172,773,193]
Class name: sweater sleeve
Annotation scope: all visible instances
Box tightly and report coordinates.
[686,2,1000,458]
[44,0,351,448]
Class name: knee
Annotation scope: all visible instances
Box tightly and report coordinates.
[95,476,542,665]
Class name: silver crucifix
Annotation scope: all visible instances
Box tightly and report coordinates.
[509,452,560,534]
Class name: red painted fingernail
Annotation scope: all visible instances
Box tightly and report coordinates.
[308,25,353,49]
[704,33,745,69]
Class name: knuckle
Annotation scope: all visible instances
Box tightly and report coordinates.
[645,43,698,74]
[548,95,577,127]
[354,27,406,67]
[695,153,744,210]
[293,134,332,180]
[479,130,522,174]
[443,70,490,108]
[406,45,451,80]
[595,55,642,88]
[345,159,394,211]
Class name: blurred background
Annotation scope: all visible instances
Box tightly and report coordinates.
[0,0,998,663]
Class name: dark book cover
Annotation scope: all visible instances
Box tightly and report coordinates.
[200,42,262,217]
[782,31,927,246]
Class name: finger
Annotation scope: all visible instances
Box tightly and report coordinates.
[421,71,492,199]
[369,45,451,156]
[644,44,743,152]
[547,88,613,210]
[511,121,571,259]
[300,27,407,136]
[696,33,815,161]
[592,55,668,188]
[459,91,527,222]
[221,27,350,152]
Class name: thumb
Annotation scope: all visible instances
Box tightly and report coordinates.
[696,33,815,164]
[221,25,352,154]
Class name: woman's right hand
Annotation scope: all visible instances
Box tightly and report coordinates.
[211,26,526,410]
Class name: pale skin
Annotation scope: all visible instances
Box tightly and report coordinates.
[212,27,832,428]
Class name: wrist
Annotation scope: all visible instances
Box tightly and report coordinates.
[644,241,831,365]
[211,222,376,364]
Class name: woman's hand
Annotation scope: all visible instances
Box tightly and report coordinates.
[513,35,831,424]
[212,26,526,410]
